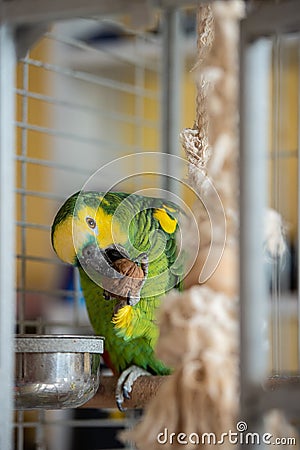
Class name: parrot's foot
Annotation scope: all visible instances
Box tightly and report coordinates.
[115,365,151,411]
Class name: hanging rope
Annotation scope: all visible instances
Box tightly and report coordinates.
[180,5,214,171]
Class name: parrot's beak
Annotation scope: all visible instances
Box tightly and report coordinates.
[103,244,130,263]
[79,243,113,277]
[79,243,129,268]
[79,243,148,309]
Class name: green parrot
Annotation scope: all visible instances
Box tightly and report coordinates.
[51,190,184,409]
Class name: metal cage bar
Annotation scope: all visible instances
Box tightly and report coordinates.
[239,32,271,423]
[161,6,183,194]
[0,24,17,450]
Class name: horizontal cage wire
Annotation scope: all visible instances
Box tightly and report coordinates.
[13,8,197,450]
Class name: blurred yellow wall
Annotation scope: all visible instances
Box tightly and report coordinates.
[269,40,299,242]
[16,38,55,291]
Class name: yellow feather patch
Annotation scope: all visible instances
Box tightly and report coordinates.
[153,208,177,234]
[53,216,76,264]
[75,204,127,248]
[53,201,128,265]
[77,205,98,224]
[112,305,134,338]
[95,207,127,248]
[162,204,177,213]
[74,205,98,250]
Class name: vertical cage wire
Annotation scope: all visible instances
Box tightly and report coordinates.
[16,55,31,450]
[161,7,183,195]
[270,33,283,375]
[133,39,144,188]
[298,34,300,372]
[19,58,29,336]
[12,9,196,449]
[239,34,271,410]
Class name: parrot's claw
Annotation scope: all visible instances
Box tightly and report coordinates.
[115,365,151,411]
[123,386,131,400]
[103,290,111,300]
[134,252,149,277]
[127,290,140,307]
[116,398,126,412]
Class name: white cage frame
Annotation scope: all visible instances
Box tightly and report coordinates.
[1,0,300,449]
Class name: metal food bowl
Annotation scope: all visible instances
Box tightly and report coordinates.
[15,335,104,410]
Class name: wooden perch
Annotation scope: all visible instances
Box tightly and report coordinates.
[81,375,169,409]
[81,375,300,410]
[267,375,300,390]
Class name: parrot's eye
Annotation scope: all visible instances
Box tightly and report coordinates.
[86,217,96,229]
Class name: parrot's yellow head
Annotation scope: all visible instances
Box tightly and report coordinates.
[51,191,128,265]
